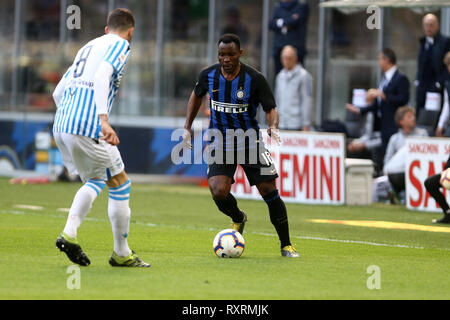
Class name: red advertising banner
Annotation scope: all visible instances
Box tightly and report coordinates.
[406,137,450,212]
[231,131,346,205]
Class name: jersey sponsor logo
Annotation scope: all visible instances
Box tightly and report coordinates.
[76,80,94,88]
[211,100,248,114]
[68,80,94,89]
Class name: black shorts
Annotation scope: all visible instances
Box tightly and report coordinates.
[207,147,278,186]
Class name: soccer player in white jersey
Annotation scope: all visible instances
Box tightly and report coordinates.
[53,8,150,267]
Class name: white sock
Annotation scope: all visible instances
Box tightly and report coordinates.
[63,179,106,239]
[108,180,132,257]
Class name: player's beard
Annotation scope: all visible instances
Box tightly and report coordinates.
[222,61,240,75]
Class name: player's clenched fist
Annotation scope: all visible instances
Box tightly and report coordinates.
[267,127,281,146]
[101,122,120,146]
[99,115,120,145]
[182,128,193,149]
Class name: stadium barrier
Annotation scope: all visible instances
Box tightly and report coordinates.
[345,158,374,206]
[0,116,207,178]
[406,137,450,212]
[2,115,381,207]
[232,131,347,205]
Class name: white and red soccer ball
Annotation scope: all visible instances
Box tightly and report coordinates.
[440,168,450,190]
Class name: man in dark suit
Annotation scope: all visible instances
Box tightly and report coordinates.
[424,52,450,224]
[347,48,410,161]
[435,52,450,137]
[269,0,309,75]
[416,14,450,117]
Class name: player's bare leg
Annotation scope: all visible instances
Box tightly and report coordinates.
[209,175,247,234]
[106,170,150,267]
[256,180,299,258]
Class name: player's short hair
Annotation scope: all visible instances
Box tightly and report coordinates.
[107,8,135,31]
[395,106,415,125]
[380,48,397,65]
[218,33,241,50]
[444,51,450,66]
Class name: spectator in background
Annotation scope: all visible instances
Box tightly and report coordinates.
[383,106,428,200]
[275,45,312,131]
[26,0,59,40]
[170,0,189,39]
[269,0,309,75]
[346,48,410,162]
[346,111,383,173]
[424,112,450,224]
[435,51,450,137]
[415,14,450,118]
[221,6,249,47]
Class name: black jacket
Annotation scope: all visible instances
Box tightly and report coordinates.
[417,32,450,88]
[447,78,450,103]
[268,1,309,54]
[360,69,410,152]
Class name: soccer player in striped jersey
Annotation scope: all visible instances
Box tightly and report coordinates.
[53,8,150,267]
[183,33,299,257]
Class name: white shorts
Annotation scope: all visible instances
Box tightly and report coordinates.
[54,132,125,183]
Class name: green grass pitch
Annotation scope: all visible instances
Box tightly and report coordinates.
[0,177,449,300]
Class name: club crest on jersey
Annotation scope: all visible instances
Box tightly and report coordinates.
[118,53,126,64]
[236,90,245,100]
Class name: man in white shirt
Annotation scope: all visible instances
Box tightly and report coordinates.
[53,8,150,267]
[383,107,428,199]
[384,106,428,170]
[274,45,312,131]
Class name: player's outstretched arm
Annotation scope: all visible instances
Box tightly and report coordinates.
[266,108,281,145]
[183,90,203,149]
[184,90,203,130]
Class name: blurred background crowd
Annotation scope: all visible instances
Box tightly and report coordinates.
[1,1,445,117]
[1,0,450,189]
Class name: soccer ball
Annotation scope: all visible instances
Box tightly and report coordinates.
[440,168,450,190]
[213,229,245,258]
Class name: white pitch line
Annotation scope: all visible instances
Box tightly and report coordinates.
[240,231,425,250]
[0,209,442,251]
[290,235,424,250]
[13,204,43,211]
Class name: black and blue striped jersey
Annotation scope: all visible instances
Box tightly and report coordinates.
[194,63,276,151]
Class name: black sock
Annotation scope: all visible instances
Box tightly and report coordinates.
[214,193,244,223]
[424,174,450,214]
[263,190,291,248]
